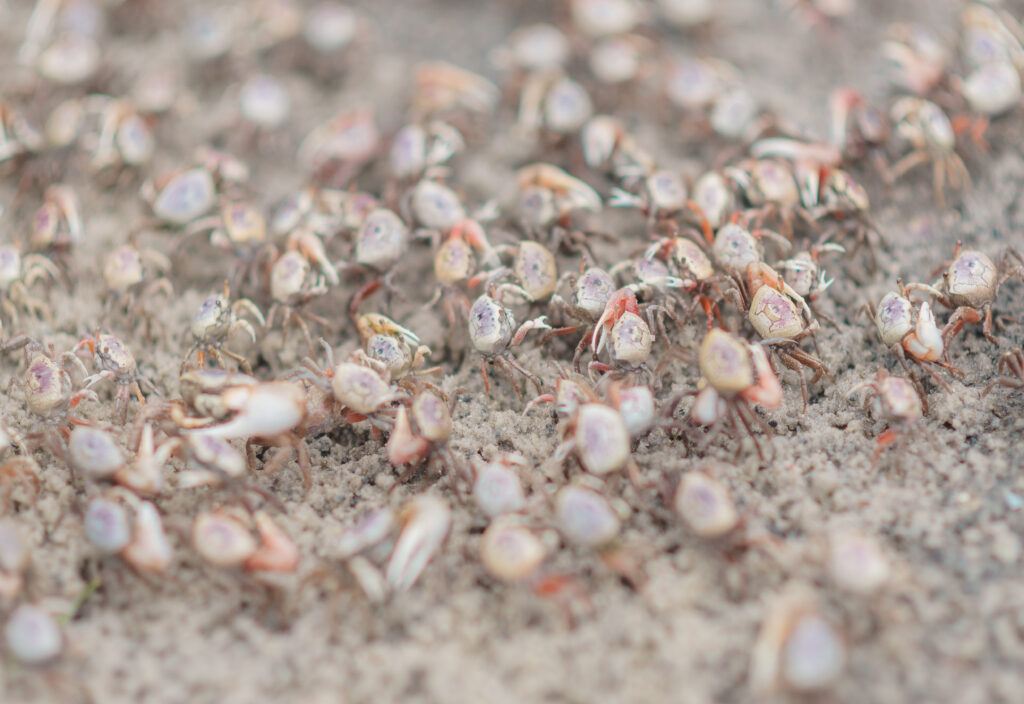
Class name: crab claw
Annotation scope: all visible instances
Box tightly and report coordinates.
[904,301,943,362]
[386,495,451,593]
[742,344,783,409]
[387,405,431,467]
[244,512,300,573]
[186,382,305,439]
[121,500,173,574]
[288,229,339,286]
[591,288,640,354]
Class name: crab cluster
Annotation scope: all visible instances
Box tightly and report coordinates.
[0,0,1022,699]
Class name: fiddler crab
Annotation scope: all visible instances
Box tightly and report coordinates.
[889,97,970,209]
[0,335,97,461]
[544,264,616,372]
[426,218,497,328]
[140,148,250,230]
[848,368,926,466]
[191,503,299,574]
[681,328,782,460]
[869,280,963,389]
[742,262,831,408]
[908,241,1024,348]
[29,184,83,281]
[0,242,61,334]
[102,242,173,335]
[587,288,656,386]
[333,495,452,601]
[515,163,604,259]
[84,487,173,574]
[67,423,175,496]
[140,369,313,490]
[181,281,265,374]
[76,332,159,426]
[468,291,550,396]
[387,388,466,493]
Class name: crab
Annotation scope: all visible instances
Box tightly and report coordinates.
[67,423,174,496]
[684,328,782,460]
[639,231,729,329]
[29,183,83,280]
[76,332,158,426]
[543,265,616,371]
[774,243,845,323]
[807,169,885,274]
[848,368,926,465]
[515,163,604,258]
[140,148,249,229]
[725,158,812,240]
[0,422,40,508]
[0,335,96,461]
[468,292,550,397]
[292,341,408,436]
[181,281,265,374]
[486,240,560,306]
[587,288,656,385]
[828,87,890,173]
[742,263,831,408]
[83,488,173,574]
[102,242,173,335]
[194,382,313,490]
[192,505,299,574]
[426,218,496,328]
[354,311,435,383]
[181,199,273,294]
[297,106,380,187]
[869,280,963,388]
[551,400,644,487]
[386,388,466,491]
[608,167,692,230]
[517,70,594,146]
[889,97,970,208]
[907,241,1024,348]
[750,585,846,696]
[580,115,654,181]
[389,120,465,182]
[0,244,60,333]
[983,349,1024,398]
[85,96,156,180]
[265,248,333,354]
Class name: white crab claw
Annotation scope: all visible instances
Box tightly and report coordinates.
[186,382,305,439]
[386,495,451,593]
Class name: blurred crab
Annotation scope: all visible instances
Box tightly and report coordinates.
[76,332,158,426]
[828,87,890,173]
[182,377,312,489]
[907,241,1024,348]
[517,71,594,145]
[487,240,560,306]
[0,423,40,509]
[83,488,173,574]
[0,243,60,333]
[102,242,172,335]
[181,199,271,293]
[774,243,845,323]
[848,368,925,465]
[298,106,379,186]
[181,281,265,374]
[551,402,644,488]
[29,183,82,280]
[516,163,605,258]
[265,247,333,354]
[140,148,249,229]
[389,120,465,183]
[889,97,970,208]
[580,115,654,181]
[192,504,299,574]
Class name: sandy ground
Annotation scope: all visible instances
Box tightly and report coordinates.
[1,0,1024,702]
